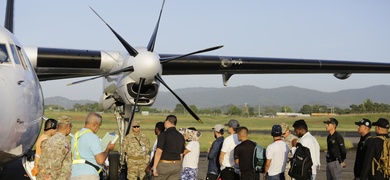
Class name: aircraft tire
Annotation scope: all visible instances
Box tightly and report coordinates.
[108,151,120,180]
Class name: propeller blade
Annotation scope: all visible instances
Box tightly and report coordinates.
[126,78,146,135]
[4,0,14,33]
[155,74,203,124]
[67,66,134,86]
[147,0,166,52]
[89,7,139,57]
[160,45,223,64]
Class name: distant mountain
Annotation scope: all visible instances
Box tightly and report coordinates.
[44,85,390,111]
[150,85,390,110]
[45,96,97,109]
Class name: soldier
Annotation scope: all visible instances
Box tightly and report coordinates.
[280,122,298,180]
[122,120,151,180]
[37,116,73,180]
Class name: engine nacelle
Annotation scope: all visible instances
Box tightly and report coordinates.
[116,75,159,106]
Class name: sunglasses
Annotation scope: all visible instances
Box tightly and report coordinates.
[132,126,140,128]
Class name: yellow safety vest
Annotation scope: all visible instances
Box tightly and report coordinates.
[72,129,102,173]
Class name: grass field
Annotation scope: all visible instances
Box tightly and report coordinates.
[43,111,390,152]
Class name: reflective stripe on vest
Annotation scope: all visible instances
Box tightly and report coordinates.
[72,129,102,173]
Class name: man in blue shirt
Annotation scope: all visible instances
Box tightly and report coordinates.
[71,112,115,180]
[206,124,224,180]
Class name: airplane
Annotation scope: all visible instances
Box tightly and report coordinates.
[1,0,390,179]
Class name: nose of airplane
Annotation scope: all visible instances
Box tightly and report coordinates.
[0,75,12,147]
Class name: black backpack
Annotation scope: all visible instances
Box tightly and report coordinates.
[288,143,313,180]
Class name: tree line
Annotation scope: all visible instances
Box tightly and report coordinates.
[44,98,390,116]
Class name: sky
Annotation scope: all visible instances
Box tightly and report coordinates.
[1,0,390,101]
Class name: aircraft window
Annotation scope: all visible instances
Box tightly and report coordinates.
[9,45,21,64]
[20,47,33,71]
[0,44,9,63]
[15,45,30,71]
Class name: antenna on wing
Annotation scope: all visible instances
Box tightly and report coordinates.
[4,0,14,33]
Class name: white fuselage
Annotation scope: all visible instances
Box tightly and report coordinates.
[0,26,44,165]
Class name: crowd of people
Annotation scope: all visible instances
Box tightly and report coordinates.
[30,113,390,180]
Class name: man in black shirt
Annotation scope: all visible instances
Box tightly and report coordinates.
[353,118,372,180]
[360,118,390,180]
[234,127,259,180]
[324,118,346,180]
[152,115,185,180]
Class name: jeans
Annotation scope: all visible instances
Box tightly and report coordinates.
[267,172,285,180]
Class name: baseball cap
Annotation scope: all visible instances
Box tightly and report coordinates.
[212,124,224,132]
[354,118,372,128]
[271,125,282,137]
[225,119,240,128]
[323,118,338,126]
[372,118,390,129]
[280,123,289,134]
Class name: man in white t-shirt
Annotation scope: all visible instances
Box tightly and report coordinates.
[180,127,200,180]
[292,119,321,180]
[219,119,241,180]
[264,124,289,180]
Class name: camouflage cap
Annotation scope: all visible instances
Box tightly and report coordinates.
[132,120,140,126]
[58,115,72,124]
[280,122,289,134]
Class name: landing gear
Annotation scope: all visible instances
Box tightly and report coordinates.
[107,151,120,180]
[109,104,133,180]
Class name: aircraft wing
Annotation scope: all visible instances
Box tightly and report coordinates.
[160,54,390,75]
[27,47,390,82]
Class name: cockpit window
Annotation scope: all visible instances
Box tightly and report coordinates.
[9,44,21,64]
[15,45,30,71]
[0,44,9,63]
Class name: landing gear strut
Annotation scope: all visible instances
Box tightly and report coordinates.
[106,104,133,180]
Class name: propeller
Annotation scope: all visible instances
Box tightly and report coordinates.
[89,7,138,57]
[160,45,223,64]
[67,66,134,86]
[4,0,14,33]
[72,1,223,124]
[155,74,203,124]
[147,0,165,52]
[125,78,146,135]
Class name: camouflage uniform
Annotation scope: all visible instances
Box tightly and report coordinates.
[122,121,150,180]
[37,132,72,180]
[280,123,298,180]
[37,116,72,180]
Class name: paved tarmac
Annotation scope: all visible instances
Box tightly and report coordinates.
[1,149,357,180]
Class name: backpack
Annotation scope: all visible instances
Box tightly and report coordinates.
[288,143,313,180]
[252,142,266,173]
[372,136,390,178]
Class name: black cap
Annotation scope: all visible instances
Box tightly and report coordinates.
[372,118,390,129]
[271,125,282,137]
[354,118,372,128]
[323,118,338,126]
